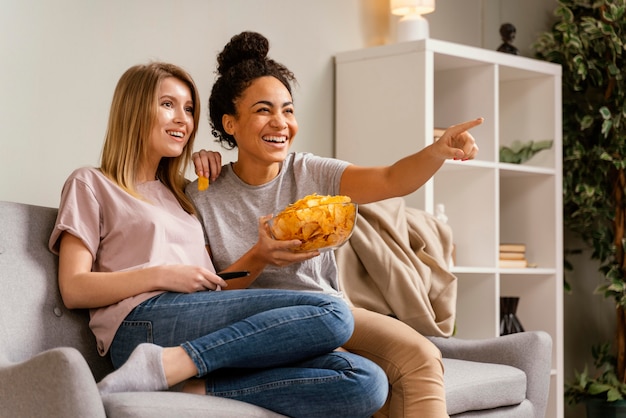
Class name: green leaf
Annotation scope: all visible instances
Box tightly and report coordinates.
[600,106,612,119]
[589,382,612,395]
[601,119,613,137]
[600,152,613,161]
[607,387,624,402]
[599,21,615,35]
[499,140,554,164]
[581,115,595,129]
[556,6,575,24]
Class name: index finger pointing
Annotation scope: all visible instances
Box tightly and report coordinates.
[447,117,484,135]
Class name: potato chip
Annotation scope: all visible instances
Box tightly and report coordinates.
[269,194,356,251]
[198,176,209,191]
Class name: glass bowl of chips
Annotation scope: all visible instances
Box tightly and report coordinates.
[268,194,358,252]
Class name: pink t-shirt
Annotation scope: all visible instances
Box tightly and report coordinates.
[49,167,216,355]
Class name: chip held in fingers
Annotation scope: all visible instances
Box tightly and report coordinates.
[197,175,209,191]
[269,194,357,252]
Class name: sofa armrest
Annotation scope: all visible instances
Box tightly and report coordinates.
[428,331,552,418]
[0,347,106,418]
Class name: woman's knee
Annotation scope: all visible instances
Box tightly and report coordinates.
[313,296,354,346]
[397,336,443,375]
[334,351,389,415]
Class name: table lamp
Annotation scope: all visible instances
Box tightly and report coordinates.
[390,0,436,42]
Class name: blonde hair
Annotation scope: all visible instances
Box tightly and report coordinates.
[100,62,200,214]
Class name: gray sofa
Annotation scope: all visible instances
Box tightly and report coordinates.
[0,200,552,417]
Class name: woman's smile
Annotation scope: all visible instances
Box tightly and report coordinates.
[223,76,298,166]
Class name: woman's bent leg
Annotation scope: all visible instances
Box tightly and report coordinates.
[344,307,448,418]
[108,290,387,417]
[111,289,353,374]
[207,351,388,418]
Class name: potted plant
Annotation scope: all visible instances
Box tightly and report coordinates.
[564,343,626,415]
[532,0,626,415]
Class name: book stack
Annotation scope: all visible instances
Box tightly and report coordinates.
[499,243,528,268]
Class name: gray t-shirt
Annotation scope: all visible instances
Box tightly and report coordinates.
[186,152,350,296]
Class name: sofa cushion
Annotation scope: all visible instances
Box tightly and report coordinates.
[103,392,286,418]
[443,358,526,415]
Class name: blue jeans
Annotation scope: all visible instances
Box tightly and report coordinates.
[110,289,388,418]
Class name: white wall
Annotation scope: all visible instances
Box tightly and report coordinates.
[0,0,376,207]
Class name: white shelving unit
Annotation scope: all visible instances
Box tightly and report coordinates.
[335,39,563,418]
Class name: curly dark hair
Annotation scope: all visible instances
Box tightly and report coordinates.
[209,31,297,149]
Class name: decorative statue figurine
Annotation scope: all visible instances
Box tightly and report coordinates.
[497,23,519,55]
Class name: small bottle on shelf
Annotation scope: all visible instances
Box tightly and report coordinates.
[435,204,455,268]
[435,203,448,224]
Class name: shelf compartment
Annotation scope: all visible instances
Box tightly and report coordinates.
[500,173,557,268]
[434,165,497,268]
[454,272,498,339]
[500,273,559,368]
[499,71,558,170]
[434,62,496,164]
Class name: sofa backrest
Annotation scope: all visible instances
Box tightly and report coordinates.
[0,201,113,380]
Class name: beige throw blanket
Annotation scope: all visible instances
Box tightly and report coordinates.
[336,197,457,337]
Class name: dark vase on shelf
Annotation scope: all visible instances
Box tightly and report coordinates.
[500,297,524,336]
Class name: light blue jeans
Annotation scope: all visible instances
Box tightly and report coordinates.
[110,289,388,418]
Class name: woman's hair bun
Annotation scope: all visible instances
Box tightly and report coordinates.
[217,31,270,75]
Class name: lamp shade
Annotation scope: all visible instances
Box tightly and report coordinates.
[390,0,435,16]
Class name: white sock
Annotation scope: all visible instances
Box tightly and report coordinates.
[98,343,168,394]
